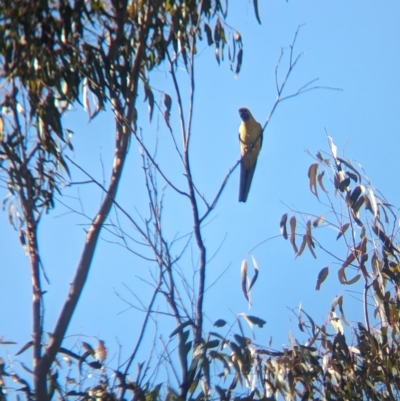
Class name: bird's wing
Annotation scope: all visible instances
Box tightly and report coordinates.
[238,119,263,202]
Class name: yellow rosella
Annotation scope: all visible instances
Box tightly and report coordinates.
[238,107,263,202]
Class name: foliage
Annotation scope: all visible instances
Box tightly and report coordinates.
[273,136,400,400]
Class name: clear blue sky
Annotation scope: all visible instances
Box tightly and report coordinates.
[1,0,400,384]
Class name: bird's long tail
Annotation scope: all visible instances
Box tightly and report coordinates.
[239,162,257,202]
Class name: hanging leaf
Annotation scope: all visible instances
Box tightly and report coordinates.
[346,171,359,182]
[248,255,259,292]
[346,274,361,285]
[331,295,342,312]
[306,220,316,258]
[296,235,307,258]
[327,136,337,159]
[163,93,172,131]
[8,202,16,230]
[317,171,328,193]
[19,362,33,374]
[87,361,102,369]
[338,267,346,284]
[233,334,248,348]
[252,0,262,24]
[143,83,154,122]
[204,23,214,45]
[240,313,266,328]
[15,341,33,356]
[0,115,4,141]
[215,386,227,400]
[337,157,362,182]
[234,31,242,45]
[333,172,340,191]
[228,34,236,70]
[81,341,95,356]
[290,216,298,254]
[0,340,16,345]
[349,185,364,206]
[352,193,365,215]
[338,265,349,284]
[82,77,90,114]
[336,296,350,326]
[215,48,220,64]
[213,319,227,328]
[209,352,231,376]
[164,110,172,131]
[372,225,400,254]
[316,267,329,291]
[367,188,378,217]
[308,163,319,199]
[338,177,350,192]
[280,213,288,239]
[336,223,350,240]
[235,48,243,76]
[214,19,221,64]
[204,338,220,349]
[329,313,344,335]
[380,203,389,224]
[240,259,248,302]
[169,320,192,338]
[179,339,192,368]
[352,195,365,220]
[306,237,317,259]
[342,251,356,270]
[313,215,325,227]
[164,93,172,113]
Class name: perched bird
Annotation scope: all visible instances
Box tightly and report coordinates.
[238,107,263,202]
[95,339,107,363]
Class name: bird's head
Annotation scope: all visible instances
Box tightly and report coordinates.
[238,107,251,121]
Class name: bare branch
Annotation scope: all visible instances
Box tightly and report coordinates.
[263,25,342,133]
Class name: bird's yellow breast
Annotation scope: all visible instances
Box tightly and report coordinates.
[239,120,262,171]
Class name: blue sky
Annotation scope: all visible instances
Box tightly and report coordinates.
[1,0,400,386]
